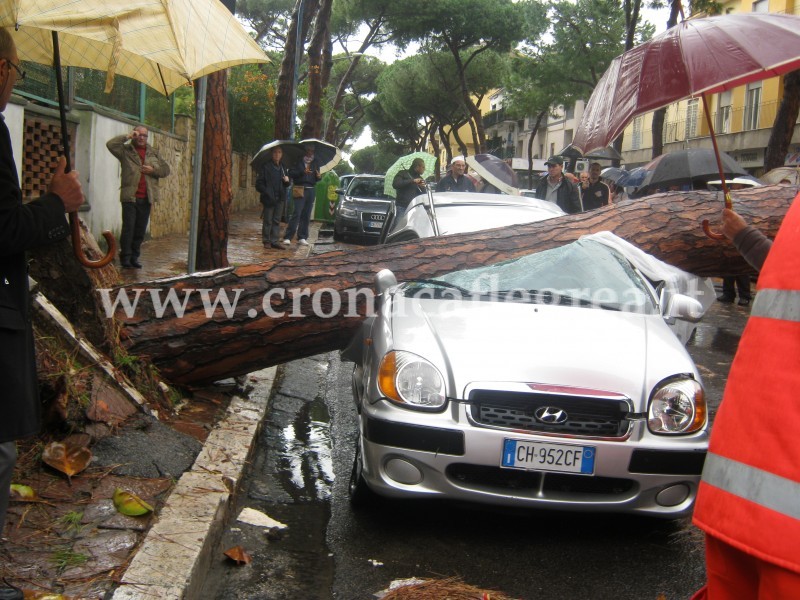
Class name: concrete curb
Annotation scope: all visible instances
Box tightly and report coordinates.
[110,367,277,600]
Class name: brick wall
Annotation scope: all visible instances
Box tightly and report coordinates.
[22,114,76,199]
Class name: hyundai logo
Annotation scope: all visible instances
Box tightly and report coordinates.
[534,406,568,424]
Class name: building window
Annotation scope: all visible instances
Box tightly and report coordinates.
[744,82,761,131]
[632,116,643,150]
[565,105,574,120]
[550,142,555,157]
[717,90,732,134]
[564,129,573,146]
[684,98,698,139]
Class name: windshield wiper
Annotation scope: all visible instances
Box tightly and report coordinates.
[405,279,473,297]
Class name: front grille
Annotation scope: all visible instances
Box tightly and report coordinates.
[447,463,634,497]
[468,390,630,438]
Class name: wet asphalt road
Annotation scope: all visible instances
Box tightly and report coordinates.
[205,234,750,600]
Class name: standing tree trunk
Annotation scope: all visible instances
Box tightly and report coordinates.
[764,70,800,172]
[300,0,333,140]
[197,70,233,270]
[113,186,794,385]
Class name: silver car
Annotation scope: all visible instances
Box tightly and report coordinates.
[381,191,565,244]
[343,237,708,517]
[333,174,390,242]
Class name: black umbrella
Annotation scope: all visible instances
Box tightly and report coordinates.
[251,140,306,171]
[637,148,747,193]
[559,144,622,162]
[298,138,342,174]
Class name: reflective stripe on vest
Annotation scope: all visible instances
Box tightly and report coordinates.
[703,452,800,521]
[751,289,800,323]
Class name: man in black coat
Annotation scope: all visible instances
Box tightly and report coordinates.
[392,157,427,218]
[255,146,291,249]
[0,28,85,579]
[535,156,581,214]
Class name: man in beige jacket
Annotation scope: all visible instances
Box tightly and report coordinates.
[106,126,170,268]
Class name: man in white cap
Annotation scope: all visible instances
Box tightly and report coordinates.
[436,155,476,192]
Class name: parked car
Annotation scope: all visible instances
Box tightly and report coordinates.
[335,173,357,205]
[333,174,390,242]
[381,191,565,244]
[342,235,709,517]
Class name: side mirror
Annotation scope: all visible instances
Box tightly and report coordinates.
[664,293,704,323]
[335,188,345,194]
[374,269,398,295]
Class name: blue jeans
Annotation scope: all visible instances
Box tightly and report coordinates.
[285,187,314,241]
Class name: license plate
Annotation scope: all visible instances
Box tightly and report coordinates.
[366,220,383,228]
[501,439,595,475]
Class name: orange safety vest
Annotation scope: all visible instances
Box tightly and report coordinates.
[693,192,800,574]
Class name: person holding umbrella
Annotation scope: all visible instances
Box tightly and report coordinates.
[256,145,291,249]
[392,157,427,218]
[0,28,85,590]
[285,144,321,246]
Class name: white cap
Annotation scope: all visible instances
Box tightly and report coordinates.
[451,155,466,165]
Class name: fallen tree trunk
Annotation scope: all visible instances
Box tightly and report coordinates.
[114,186,796,385]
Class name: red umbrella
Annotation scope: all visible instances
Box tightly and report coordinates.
[572,12,800,237]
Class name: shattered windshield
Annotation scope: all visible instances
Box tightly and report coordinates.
[404,240,656,313]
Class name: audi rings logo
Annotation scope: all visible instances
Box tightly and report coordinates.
[534,406,568,424]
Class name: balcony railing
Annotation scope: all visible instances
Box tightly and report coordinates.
[483,109,515,128]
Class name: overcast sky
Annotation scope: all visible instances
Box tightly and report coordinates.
[348,8,670,153]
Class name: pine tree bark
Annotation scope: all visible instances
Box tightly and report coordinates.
[112,186,795,385]
[196,70,233,270]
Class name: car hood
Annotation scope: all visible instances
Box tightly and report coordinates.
[390,296,694,407]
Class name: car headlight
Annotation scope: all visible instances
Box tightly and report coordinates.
[377,351,446,410]
[338,202,358,218]
[648,377,706,434]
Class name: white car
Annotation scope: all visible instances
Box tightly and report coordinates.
[381,191,565,244]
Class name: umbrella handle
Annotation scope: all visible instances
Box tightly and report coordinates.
[69,213,117,268]
[701,219,726,241]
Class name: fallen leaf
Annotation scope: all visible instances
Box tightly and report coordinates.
[224,545,252,565]
[41,439,92,482]
[10,484,36,500]
[113,488,154,516]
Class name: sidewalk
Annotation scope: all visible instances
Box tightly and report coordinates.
[119,207,323,281]
[2,209,324,600]
[113,211,324,599]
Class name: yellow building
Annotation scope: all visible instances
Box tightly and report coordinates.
[429,94,493,171]
[620,0,800,174]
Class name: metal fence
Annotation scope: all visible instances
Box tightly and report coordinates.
[16,61,175,132]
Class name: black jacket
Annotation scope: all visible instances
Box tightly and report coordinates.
[0,117,70,443]
[256,161,290,206]
[392,169,425,207]
[535,176,581,214]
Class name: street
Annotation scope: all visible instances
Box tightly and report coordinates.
[204,234,750,600]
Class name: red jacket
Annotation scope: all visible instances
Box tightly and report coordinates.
[693,192,800,573]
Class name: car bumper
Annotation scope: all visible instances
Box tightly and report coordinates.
[357,401,708,518]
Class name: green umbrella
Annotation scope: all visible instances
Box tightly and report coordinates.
[384,152,438,198]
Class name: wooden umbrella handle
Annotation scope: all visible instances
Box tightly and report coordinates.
[701,219,727,241]
[69,212,116,268]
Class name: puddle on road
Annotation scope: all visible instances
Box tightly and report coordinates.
[279,396,335,501]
